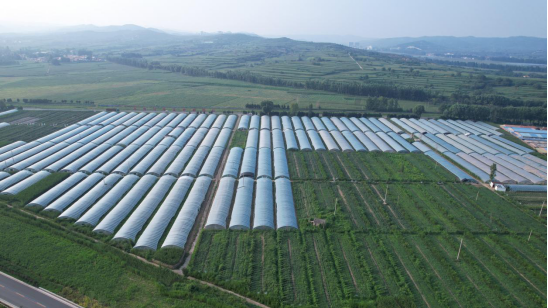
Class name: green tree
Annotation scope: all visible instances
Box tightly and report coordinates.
[260,100,274,114]
[290,103,299,116]
[413,105,425,117]
[489,163,497,182]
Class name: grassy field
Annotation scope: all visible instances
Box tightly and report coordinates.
[0,204,251,307]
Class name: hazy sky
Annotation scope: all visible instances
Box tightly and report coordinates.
[2,0,547,38]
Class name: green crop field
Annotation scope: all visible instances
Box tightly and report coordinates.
[187,151,547,308]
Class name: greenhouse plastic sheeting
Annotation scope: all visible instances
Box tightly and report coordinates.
[400,118,426,134]
[211,114,227,129]
[164,146,196,177]
[340,117,359,132]
[506,185,547,192]
[447,120,482,135]
[311,117,327,131]
[229,177,254,230]
[390,118,417,134]
[190,113,208,129]
[496,155,546,178]
[44,172,105,212]
[246,129,259,149]
[260,115,271,130]
[369,118,392,133]
[167,127,185,139]
[213,128,231,149]
[272,129,286,149]
[76,175,140,226]
[415,134,449,153]
[35,124,81,144]
[7,142,69,172]
[93,174,158,234]
[116,126,148,147]
[257,148,272,179]
[301,116,315,131]
[0,172,9,182]
[350,117,370,133]
[411,142,431,153]
[428,120,459,135]
[143,113,167,128]
[365,132,393,152]
[222,147,243,178]
[59,174,122,220]
[291,116,304,131]
[459,135,500,154]
[275,178,298,230]
[259,129,272,149]
[156,113,177,127]
[0,142,55,169]
[177,113,196,128]
[331,131,353,152]
[479,135,526,155]
[271,116,282,130]
[319,130,340,151]
[30,143,93,172]
[491,135,534,154]
[435,134,472,154]
[161,176,212,249]
[62,144,110,173]
[342,131,366,152]
[483,153,544,184]
[78,112,106,125]
[186,128,209,148]
[387,132,420,153]
[146,145,181,176]
[321,117,338,132]
[436,119,468,135]
[456,120,492,136]
[238,115,250,130]
[27,172,88,207]
[273,148,290,179]
[182,146,211,177]
[469,153,529,184]
[158,136,175,147]
[377,132,407,153]
[132,113,156,128]
[284,130,298,150]
[249,115,260,130]
[200,114,217,129]
[99,112,127,126]
[467,135,514,155]
[1,170,51,195]
[102,126,138,146]
[111,112,137,126]
[442,151,490,182]
[449,135,486,154]
[134,176,194,250]
[199,147,225,178]
[87,112,117,126]
[331,117,349,132]
[78,146,125,174]
[295,130,312,151]
[122,113,146,127]
[113,175,177,241]
[223,115,237,130]
[378,118,403,134]
[282,116,293,131]
[360,118,382,132]
[50,125,94,144]
[145,127,173,147]
[130,126,161,146]
[172,128,196,148]
[240,148,257,178]
[129,145,168,176]
[205,177,236,229]
[410,119,439,134]
[456,153,513,183]
[0,141,26,156]
[253,178,274,230]
[199,128,220,149]
[307,130,326,151]
[166,113,187,128]
[423,151,475,182]
[97,144,142,174]
[421,119,448,135]
[353,131,379,152]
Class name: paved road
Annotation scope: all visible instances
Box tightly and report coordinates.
[0,272,79,308]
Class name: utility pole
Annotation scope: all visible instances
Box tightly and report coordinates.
[476,190,479,201]
[334,198,338,216]
[456,238,463,261]
[539,200,545,217]
[383,186,388,205]
[528,230,533,242]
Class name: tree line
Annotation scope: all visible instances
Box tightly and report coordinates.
[107,56,433,101]
[442,104,546,126]
[424,58,547,73]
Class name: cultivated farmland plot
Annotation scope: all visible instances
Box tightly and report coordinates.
[0,110,544,307]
